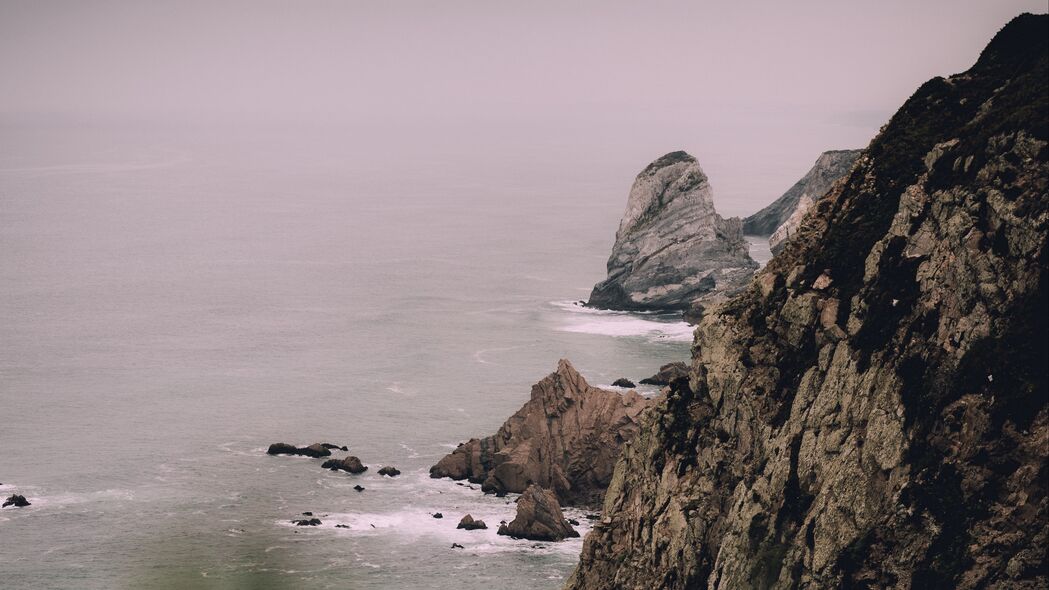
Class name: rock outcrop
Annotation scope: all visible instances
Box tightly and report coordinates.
[430,359,651,507]
[267,442,331,458]
[498,485,579,541]
[568,14,1048,590]
[322,456,367,474]
[377,466,401,477]
[743,150,863,249]
[2,494,30,508]
[638,362,690,386]
[457,514,488,530]
[587,151,758,312]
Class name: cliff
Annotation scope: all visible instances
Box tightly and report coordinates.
[567,13,1048,590]
[430,359,651,508]
[743,150,862,240]
[587,152,758,312]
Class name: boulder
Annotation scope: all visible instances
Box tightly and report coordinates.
[293,518,321,526]
[611,378,636,388]
[433,512,443,519]
[2,494,30,508]
[457,514,488,530]
[377,466,401,477]
[321,456,367,474]
[497,485,579,541]
[353,485,365,492]
[587,151,758,312]
[638,362,690,386]
[267,442,332,458]
[429,359,651,507]
[320,443,348,451]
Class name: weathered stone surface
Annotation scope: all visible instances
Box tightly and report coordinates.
[2,494,30,508]
[267,442,332,458]
[588,151,758,312]
[744,150,863,252]
[567,15,1048,590]
[322,456,367,474]
[457,514,488,530]
[611,378,636,388]
[638,362,690,386]
[498,485,579,541]
[430,359,651,507]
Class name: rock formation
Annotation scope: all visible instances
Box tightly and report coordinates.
[497,484,580,541]
[2,494,30,508]
[322,456,367,474]
[457,514,488,530]
[587,151,758,312]
[430,359,651,507]
[567,14,1048,589]
[377,466,401,477]
[267,442,331,458]
[743,150,863,253]
[638,362,690,386]
[611,378,636,388]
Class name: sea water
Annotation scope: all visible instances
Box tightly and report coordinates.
[0,123,770,589]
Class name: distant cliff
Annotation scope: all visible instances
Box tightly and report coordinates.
[568,13,1047,590]
[743,149,862,252]
[587,152,758,312]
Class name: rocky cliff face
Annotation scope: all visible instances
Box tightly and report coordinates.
[430,359,651,508]
[567,14,1047,590]
[587,152,758,312]
[743,150,862,241]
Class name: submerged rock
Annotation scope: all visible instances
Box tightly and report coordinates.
[292,518,321,526]
[432,512,443,519]
[377,466,401,477]
[457,514,488,530]
[321,456,367,474]
[587,151,758,312]
[638,362,689,386]
[611,378,636,388]
[320,443,348,451]
[429,359,651,507]
[567,15,1049,590]
[497,485,579,542]
[267,442,331,458]
[2,494,30,508]
[353,485,365,492]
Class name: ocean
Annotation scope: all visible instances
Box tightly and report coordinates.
[0,122,771,589]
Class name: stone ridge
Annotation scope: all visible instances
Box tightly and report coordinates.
[429,359,651,508]
[588,151,758,312]
[566,13,1048,590]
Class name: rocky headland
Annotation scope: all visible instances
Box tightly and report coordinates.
[567,14,1048,589]
[430,359,651,508]
[587,151,758,312]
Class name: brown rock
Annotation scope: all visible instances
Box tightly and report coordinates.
[497,485,579,541]
[457,514,488,530]
[321,456,367,474]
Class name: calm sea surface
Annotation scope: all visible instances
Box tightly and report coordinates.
[0,123,771,589]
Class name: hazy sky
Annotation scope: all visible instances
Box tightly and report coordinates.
[1,1,1044,215]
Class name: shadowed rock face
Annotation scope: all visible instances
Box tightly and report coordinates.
[497,484,579,541]
[587,151,758,312]
[743,150,863,244]
[429,359,651,508]
[568,14,1048,590]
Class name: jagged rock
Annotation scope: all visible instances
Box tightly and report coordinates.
[320,443,348,451]
[497,485,579,541]
[267,442,331,458]
[292,518,321,526]
[377,466,401,477]
[2,494,30,508]
[587,151,758,312]
[321,456,366,474]
[743,150,863,253]
[429,359,651,507]
[567,15,1048,590]
[457,514,488,530]
[611,378,636,388]
[638,362,690,386]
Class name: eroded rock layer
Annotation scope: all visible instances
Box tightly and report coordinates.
[430,359,651,508]
[567,14,1048,590]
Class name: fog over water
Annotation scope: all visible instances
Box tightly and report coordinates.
[1,1,1042,588]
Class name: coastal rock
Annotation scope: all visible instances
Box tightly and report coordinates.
[353,485,365,492]
[743,149,862,253]
[611,378,636,388]
[292,518,321,526]
[267,442,332,458]
[2,494,30,508]
[321,456,367,474]
[587,151,758,312]
[638,362,689,386]
[567,15,1049,590]
[320,443,348,451]
[497,485,579,541]
[377,466,401,477]
[429,359,651,507]
[457,514,488,530]
[433,512,443,519]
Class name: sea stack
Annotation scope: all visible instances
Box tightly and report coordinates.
[587,151,758,312]
[742,149,862,253]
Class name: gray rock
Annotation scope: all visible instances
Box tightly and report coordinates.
[321,456,367,474]
[588,151,758,312]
